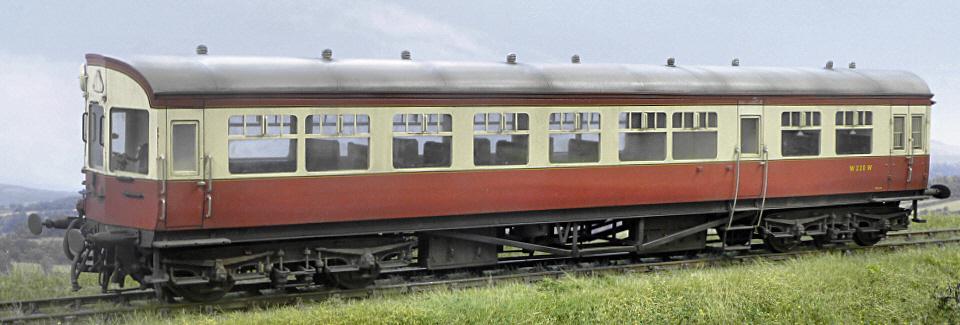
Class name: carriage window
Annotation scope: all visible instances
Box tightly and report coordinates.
[912,115,924,149]
[835,110,872,155]
[619,112,667,161]
[304,114,370,171]
[171,123,198,173]
[893,116,905,150]
[228,139,297,174]
[393,113,453,168]
[474,112,529,166]
[549,112,600,163]
[672,112,718,160]
[110,108,150,174]
[87,103,104,169]
[229,115,296,136]
[227,114,298,174]
[781,111,821,157]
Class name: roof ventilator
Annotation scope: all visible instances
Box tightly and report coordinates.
[196,45,208,55]
[731,58,740,67]
[571,54,581,64]
[401,50,411,60]
[322,49,333,61]
[506,53,517,64]
[824,60,834,70]
[666,57,676,67]
[849,61,856,69]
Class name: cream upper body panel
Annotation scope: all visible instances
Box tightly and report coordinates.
[81,54,933,181]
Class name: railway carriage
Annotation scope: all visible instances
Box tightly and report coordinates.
[30,49,950,301]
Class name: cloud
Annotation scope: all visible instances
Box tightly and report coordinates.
[338,2,492,58]
[0,53,83,190]
[248,0,496,60]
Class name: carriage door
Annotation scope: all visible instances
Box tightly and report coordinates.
[889,106,909,190]
[889,105,925,190]
[163,110,205,228]
[737,103,764,198]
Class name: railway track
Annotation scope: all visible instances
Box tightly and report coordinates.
[3,227,960,324]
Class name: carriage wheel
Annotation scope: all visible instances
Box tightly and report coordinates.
[811,235,830,249]
[154,283,177,303]
[328,268,380,289]
[764,235,800,253]
[168,281,234,303]
[853,231,884,246]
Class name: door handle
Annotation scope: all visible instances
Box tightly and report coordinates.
[205,194,213,219]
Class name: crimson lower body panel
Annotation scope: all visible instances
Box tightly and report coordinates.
[85,155,929,232]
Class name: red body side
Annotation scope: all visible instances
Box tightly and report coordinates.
[83,155,929,231]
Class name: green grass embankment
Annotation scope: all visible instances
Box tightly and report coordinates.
[3,215,960,324]
[122,245,960,324]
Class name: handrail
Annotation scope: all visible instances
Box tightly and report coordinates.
[723,146,742,248]
[203,155,213,219]
[157,155,167,221]
[755,145,770,227]
[906,137,914,183]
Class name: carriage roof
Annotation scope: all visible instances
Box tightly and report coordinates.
[93,54,932,98]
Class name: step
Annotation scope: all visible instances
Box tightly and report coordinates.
[723,225,757,231]
[723,244,752,251]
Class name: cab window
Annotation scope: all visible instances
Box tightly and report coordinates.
[110,108,150,174]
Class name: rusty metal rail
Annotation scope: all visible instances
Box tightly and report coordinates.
[3,228,960,324]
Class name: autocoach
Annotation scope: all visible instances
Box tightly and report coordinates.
[29,47,950,302]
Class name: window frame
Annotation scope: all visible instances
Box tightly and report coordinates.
[548,111,602,164]
[670,111,719,160]
[834,109,873,155]
[739,116,761,156]
[226,114,299,175]
[108,107,151,175]
[911,114,924,150]
[170,121,200,176]
[229,114,297,138]
[892,115,906,151]
[672,112,717,130]
[392,113,454,169]
[618,111,668,162]
[304,113,372,172]
[780,110,822,157]
[473,112,530,166]
[86,102,105,170]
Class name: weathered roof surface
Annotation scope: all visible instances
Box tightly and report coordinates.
[115,55,931,97]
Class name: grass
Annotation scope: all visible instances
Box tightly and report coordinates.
[907,213,960,230]
[0,263,102,302]
[119,245,960,324]
[3,214,960,324]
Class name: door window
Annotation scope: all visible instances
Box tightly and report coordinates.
[911,115,924,149]
[171,122,199,173]
[740,117,760,155]
[893,116,905,150]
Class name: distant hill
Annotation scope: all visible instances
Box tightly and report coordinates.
[930,140,960,178]
[931,140,960,164]
[0,183,75,206]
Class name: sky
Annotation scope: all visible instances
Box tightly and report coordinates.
[0,0,959,190]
